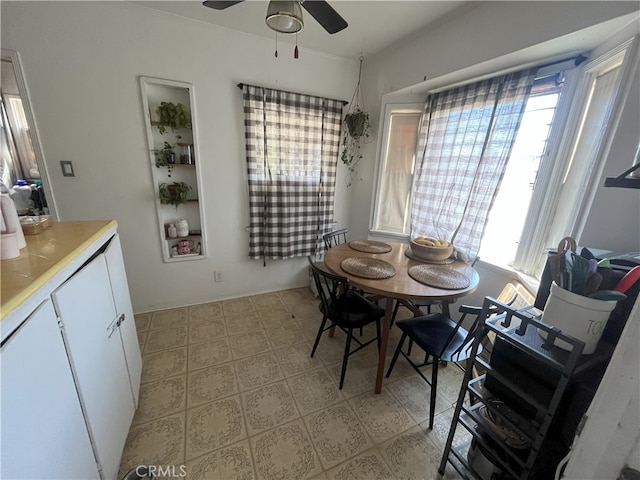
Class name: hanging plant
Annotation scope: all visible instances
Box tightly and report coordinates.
[341,56,373,187]
[155,101,192,135]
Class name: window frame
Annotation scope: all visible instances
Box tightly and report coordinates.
[370,101,423,239]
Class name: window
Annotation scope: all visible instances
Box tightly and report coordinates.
[372,37,638,276]
[373,105,422,235]
[241,84,343,261]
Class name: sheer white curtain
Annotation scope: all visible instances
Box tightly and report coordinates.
[411,68,537,261]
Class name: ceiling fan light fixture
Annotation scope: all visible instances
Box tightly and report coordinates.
[266,1,303,34]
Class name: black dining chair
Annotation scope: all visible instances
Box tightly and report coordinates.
[308,257,385,389]
[385,306,484,429]
[323,228,348,251]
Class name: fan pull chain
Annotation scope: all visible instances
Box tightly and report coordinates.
[274,31,278,58]
[294,33,299,59]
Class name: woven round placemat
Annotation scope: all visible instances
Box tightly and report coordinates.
[349,240,392,254]
[408,265,470,289]
[341,257,396,279]
[404,247,455,265]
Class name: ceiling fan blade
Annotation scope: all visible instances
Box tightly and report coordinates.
[202,1,244,10]
[301,1,347,34]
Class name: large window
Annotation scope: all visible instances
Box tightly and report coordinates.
[372,38,638,275]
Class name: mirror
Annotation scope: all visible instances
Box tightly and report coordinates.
[1,49,56,218]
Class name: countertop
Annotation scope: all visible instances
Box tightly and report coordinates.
[1,220,117,321]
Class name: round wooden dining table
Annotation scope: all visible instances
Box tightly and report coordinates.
[324,241,479,393]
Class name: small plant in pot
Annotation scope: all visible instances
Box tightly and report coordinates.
[155,141,177,177]
[159,181,192,208]
[155,101,192,135]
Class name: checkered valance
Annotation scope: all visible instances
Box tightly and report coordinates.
[242,84,343,261]
[411,68,537,262]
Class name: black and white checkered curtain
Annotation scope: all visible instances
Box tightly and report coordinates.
[242,84,343,260]
[411,68,537,262]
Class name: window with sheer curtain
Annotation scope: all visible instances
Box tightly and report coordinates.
[241,84,343,261]
[411,68,537,262]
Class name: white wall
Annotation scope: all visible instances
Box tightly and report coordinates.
[1,1,357,312]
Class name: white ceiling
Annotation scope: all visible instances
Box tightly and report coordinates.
[130,1,469,59]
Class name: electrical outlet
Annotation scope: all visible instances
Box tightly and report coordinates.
[214,271,223,282]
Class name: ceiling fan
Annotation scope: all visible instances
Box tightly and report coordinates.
[202,1,348,35]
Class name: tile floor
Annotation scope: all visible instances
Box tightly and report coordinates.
[119,288,470,480]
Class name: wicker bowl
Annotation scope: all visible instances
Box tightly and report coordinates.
[410,238,454,262]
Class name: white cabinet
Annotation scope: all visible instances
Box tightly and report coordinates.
[0,299,99,479]
[52,251,135,480]
[104,234,142,406]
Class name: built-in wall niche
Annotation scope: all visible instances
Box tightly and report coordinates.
[139,77,206,262]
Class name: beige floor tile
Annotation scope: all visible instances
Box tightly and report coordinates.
[424,407,471,452]
[222,298,256,316]
[133,375,187,425]
[259,307,295,329]
[288,302,323,322]
[304,402,373,470]
[265,323,307,348]
[134,313,151,333]
[326,448,394,480]
[295,318,324,341]
[187,362,238,408]
[144,325,188,354]
[348,389,416,443]
[279,287,316,306]
[251,292,286,311]
[273,341,323,377]
[380,425,444,480]
[287,368,344,416]
[137,330,148,351]
[184,439,255,480]
[241,381,299,436]
[150,307,188,330]
[229,330,271,359]
[327,356,377,399]
[188,317,226,344]
[188,338,232,371]
[141,346,188,384]
[313,333,348,367]
[251,419,323,480]
[186,396,247,461]
[435,365,466,405]
[235,352,284,391]
[189,302,223,322]
[386,375,451,425]
[119,412,185,477]
[226,312,263,336]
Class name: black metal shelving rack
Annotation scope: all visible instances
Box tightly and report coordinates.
[438,297,585,480]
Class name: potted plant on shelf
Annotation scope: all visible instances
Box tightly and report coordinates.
[159,181,192,208]
[341,57,373,187]
[155,101,192,135]
[154,141,176,177]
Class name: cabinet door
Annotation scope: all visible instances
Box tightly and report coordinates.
[52,254,134,480]
[104,233,142,405]
[1,299,99,479]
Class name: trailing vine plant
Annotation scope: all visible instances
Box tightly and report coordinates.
[341,56,373,187]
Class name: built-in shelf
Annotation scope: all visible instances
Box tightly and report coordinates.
[140,76,207,263]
